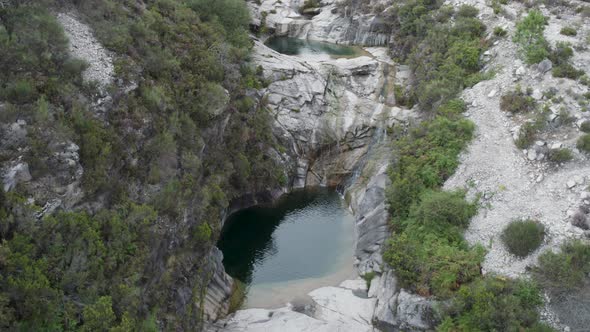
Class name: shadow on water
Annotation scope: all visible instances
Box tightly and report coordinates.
[217,187,355,308]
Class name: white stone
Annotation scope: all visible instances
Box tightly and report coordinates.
[551,142,562,149]
[515,66,526,76]
[339,279,367,292]
[532,89,543,100]
[310,286,376,330]
[527,149,537,161]
[567,180,577,189]
[488,89,497,98]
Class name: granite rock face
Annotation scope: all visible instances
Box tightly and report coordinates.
[203,248,234,322]
[250,0,393,46]
[254,40,414,188]
[212,275,438,332]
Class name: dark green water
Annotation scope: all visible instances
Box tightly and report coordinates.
[217,188,354,308]
[265,36,366,58]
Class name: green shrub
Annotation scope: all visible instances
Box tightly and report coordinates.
[390,0,486,112]
[560,26,577,36]
[500,90,536,113]
[387,114,475,219]
[439,277,546,331]
[410,190,477,230]
[533,240,590,290]
[501,219,545,257]
[577,134,590,152]
[82,296,116,332]
[494,26,508,37]
[580,121,590,133]
[5,80,37,104]
[457,4,479,17]
[385,230,485,297]
[514,10,550,64]
[549,42,574,65]
[552,63,585,79]
[547,148,573,163]
[385,190,483,297]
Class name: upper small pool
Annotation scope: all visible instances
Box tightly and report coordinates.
[217,188,355,308]
[265,36,367,59]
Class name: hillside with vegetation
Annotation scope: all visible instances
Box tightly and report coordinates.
[0,0,285,330]
[1,0,590,331]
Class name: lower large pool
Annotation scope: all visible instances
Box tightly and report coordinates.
[217,188,355,308]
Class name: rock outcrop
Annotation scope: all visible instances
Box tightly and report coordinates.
[254,40,414,188]
[250,0,393,46]
[203,248,235,322]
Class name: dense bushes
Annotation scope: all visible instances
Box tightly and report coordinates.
[384,190,484,297]
[514,10,549,64]
[501,219,545,257]
[439,277,549,331]
[387,107,475,219]
[0,0,286,330]
[384,100,481,298]
[534,240,590,290]
[0,204,159,330]
[386,1,488,111]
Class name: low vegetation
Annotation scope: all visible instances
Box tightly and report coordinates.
[534,240,590,291]
[494,26,508,37]
[501,219,545,258]
[500,88,537,113]
[560,26,577,36]
[515,112,547,149]
[514,10,549,64]
[438,278,551,331]
[387,1,489,111]
[550,43,585,80]
[384,190,484,297]
[547,148,573,163]
[577,134,590,152]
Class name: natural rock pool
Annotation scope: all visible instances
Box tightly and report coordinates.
[217,188,355,309]
[265,36,367,59]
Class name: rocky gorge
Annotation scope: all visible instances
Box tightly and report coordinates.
[2,0,589,330]
[206,0,438,330]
